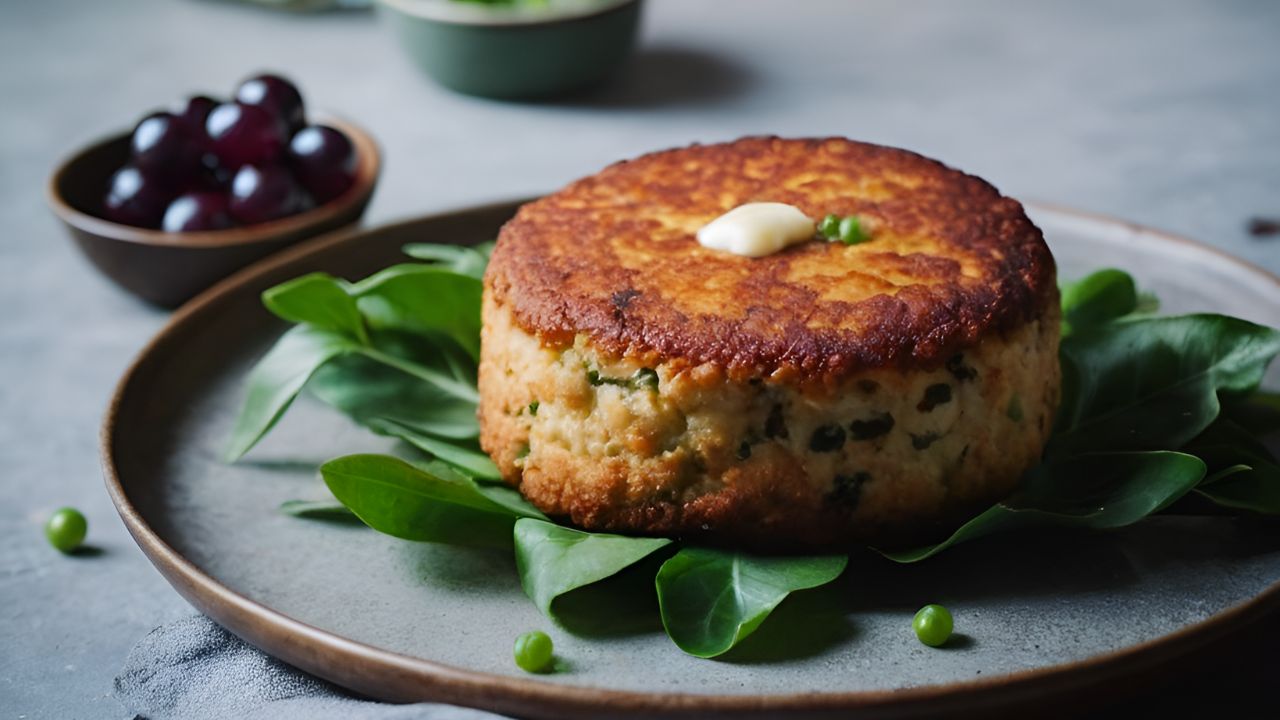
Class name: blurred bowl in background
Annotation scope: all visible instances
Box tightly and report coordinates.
[47,116,379,308]
[377,0,642,99]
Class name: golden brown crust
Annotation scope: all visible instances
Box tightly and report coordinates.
[486,136,1057,382]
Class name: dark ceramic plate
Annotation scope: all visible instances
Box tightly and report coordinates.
[103,200,1280,719]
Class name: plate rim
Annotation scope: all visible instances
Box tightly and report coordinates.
[102,199,1280,718]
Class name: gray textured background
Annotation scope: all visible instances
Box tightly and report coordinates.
[1,0,1278,717]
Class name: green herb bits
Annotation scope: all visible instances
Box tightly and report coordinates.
[917,383,952,412]
[1006,394,1024,422]
[587,367,660,391]
[912,604,953,647]
[634,367,660,390]
[513,630,555,673]
[809,424,847,452]
[849,412,894,440]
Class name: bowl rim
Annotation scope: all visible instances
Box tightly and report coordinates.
[376,0,638,28]
[45,113,381,250]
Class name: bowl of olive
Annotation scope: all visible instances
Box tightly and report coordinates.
[47,73,380,308]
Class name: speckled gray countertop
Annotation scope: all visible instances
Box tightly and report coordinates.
[1,0,1278,717]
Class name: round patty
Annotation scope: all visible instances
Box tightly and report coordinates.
[479,137,1060,551]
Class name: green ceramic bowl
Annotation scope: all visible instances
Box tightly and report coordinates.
[377,0,642,99]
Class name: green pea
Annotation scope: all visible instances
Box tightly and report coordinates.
[45,507,88,553]
[513,630,554,673]
[838,215,869,245]
[818,213,841,239]
[912,604,953,647]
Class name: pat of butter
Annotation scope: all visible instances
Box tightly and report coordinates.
[696,202,815,258]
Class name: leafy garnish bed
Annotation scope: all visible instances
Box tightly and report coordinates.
[227,242,1280,659]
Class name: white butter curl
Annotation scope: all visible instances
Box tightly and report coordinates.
[696,202,815,258]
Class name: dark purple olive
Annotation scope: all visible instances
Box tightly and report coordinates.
[287,125,356,204]
[185,155,234,194]
[103,165,173,228]
[162,192,234,232]
[174,95,219,137]
[229,164,305,225]
[130,112,202,179]
[206,102,286,170]
[235,74,305,135]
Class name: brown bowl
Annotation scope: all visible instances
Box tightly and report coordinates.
[46,116,380,308]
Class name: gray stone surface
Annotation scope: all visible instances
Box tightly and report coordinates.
[0,0,1277,717]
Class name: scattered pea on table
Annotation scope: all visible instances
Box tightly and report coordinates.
[45,507,88,553]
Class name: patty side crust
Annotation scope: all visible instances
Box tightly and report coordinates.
[479,298,1060,551]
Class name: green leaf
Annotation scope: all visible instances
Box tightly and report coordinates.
[354,345,479,404]
[278,499,360,522]
[514,518,672,617]
[1185,417,1280,514]
[309,354,479,440]
[1195,464,1280,513]
[353,265,483,361]
[1052,315,1280,455]
[262,273,368,344]
[411,457,543,516]
[224,326,357,461]
[1059,268,1137,334]
[1186,416,1276,467]
[881,451,1208,563]
[365,418,501,480]
[472,483,548,519]
[320,454,521,547]
[401,243,491,280]
[370,328,477,387]
[1221,391,1280,436]
[654,548,847,658]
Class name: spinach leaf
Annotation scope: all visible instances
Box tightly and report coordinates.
[1052,315,1280,455]
[654,548,847,658]
[261,273,368,343]
[472,483,548,519]
[320,454,521,547]
[353,265,483,361]
[224,326,358,461]
[1059,268,1137,334]
[1196,463,1280,513]
[514,518,671,616]
[370,328,477,387]
[1221,391,1280,436]
[401,243,491,279]
[279,499,360,522]
[364,418,501,480]
[309,354,479,440]
[411,458,543,516]
[1185,417,1280,514]
[881,451,1207,563]
[354,345,479,404]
